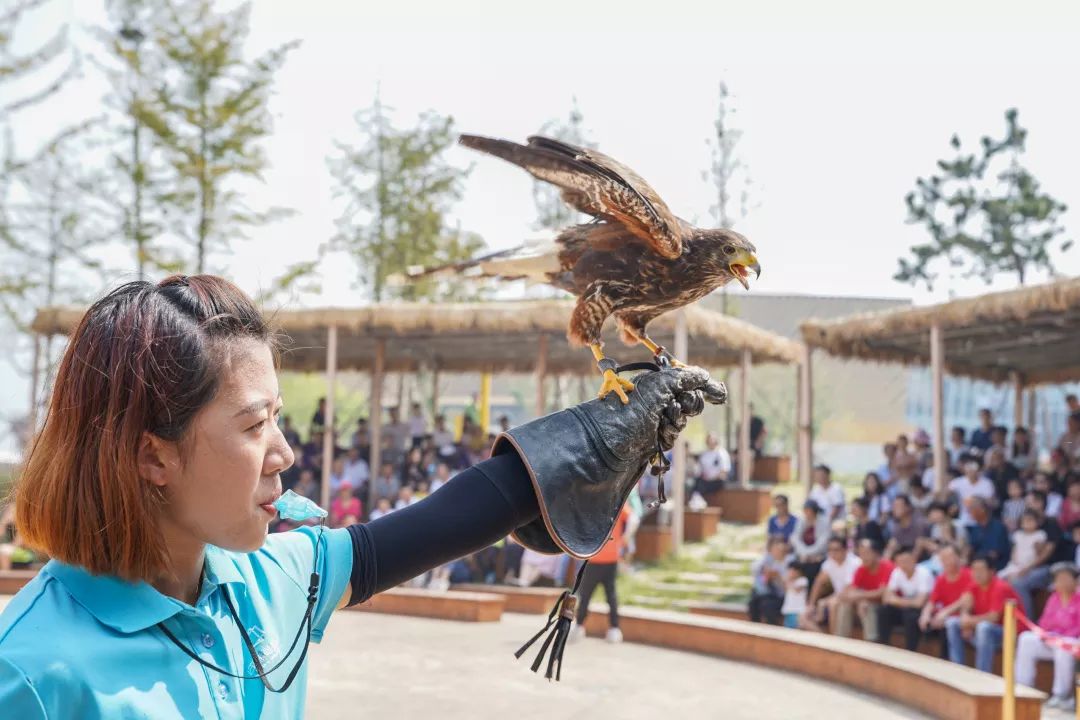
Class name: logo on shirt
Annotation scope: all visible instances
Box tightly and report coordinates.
[245,625,283,676]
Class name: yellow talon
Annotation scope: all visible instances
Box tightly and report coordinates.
[638,335,686,368]
[598,369,634,404]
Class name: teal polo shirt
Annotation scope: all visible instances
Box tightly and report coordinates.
[0,526,353,719]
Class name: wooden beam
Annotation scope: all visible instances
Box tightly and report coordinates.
[797,345,813,491]
[671,310,688,553]
[930,323,947,493]
[368,339,386,514]
[739,347,752,487]
[321,326,338,512]
[535,334,548,417]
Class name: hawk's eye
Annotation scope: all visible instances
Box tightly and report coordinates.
[723,245,736,256]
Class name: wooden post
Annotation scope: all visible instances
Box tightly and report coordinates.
[739,348,752,487]
[671,310,688,552]
[797,345,813,491]
[368,339,386,514]
[479,372,492,432]
[321,326,338,512]
[1002,600,1017,720]
[1011,372,1024,431]
[430,366,440,419]
[1027,389,1038,446]
[930,323,947,493]
[535,334,548,417]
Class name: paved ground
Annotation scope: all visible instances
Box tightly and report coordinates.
[307,611,929,720]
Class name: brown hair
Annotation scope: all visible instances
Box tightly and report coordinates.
[14,275,274,581]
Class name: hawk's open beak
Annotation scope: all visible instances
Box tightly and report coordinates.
[728,253,761,291]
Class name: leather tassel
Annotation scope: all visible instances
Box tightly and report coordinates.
[514,562,588,682]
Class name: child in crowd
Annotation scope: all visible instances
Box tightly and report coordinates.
[329,481,362,528]
[781,565,808,628]
[1000,510,1048,582]
[1001,478,1027,532]
[369,497,393,521]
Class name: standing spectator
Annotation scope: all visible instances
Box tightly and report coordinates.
[891,435,919,489]
[850,498,885,547]
[989,426,1009,456]
[400,447,427,490]
[343,446,370,492]
[1010,427,1035,474]
[861,472,891,524]
[310,397,327,437]
[1011,492,1068,618]
[749,537,789,625]
[749,411,766,458]
[919,545,973,657]
[428,462,453,494]
[876,443,897,486]
[1016,562,1080,711]
[964,497,1011,571]
[407,401,427,448]
[327,457,348,494]
[352,418,371,454]
[292,468,319,503]
[384,406,411,455]
[884,495,929,560]
[945,555,1020,672]
[877,545,933,650]
[1059,478,1080,530]
[372,461,400,502]
[801,536,862,635]
[781,565,808,629]
[432,414,455,451]
[791,500,831,586]
[912,429,934,473]
[949,456,996,525]
[280,446,302,492]
[985,447,1020,507]
[330,482,362,528]
[948,426,968,469]
[842,539,894,642]
[1001,478,1027,532]
[809,465,846,523]
[695,432,732,495]
[1058,412,1080,467]
[999,509,1048,584]
[970,408,995,452]
[572,504,631,643]
[280,415,301,448]
[1033,472,1064,519]
[767,494,797,542]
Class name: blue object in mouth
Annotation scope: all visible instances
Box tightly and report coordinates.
[272,490,328,522]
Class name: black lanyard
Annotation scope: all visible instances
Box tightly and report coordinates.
[156,527,324,694]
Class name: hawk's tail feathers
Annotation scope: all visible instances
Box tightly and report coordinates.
[391,243,562,286]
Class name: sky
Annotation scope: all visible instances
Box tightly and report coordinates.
[2,0,1080,451]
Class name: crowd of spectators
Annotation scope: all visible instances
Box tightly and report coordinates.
[750,398,1080,710]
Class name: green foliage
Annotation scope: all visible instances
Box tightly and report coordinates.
[137,0,297,273]
[897,108,1071,290]
[532,98,593,231]
[328,95,485,301]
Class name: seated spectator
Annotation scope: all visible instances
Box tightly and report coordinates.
[949,455,996,525]
[1011,426,1035,474]
[407,401,427,447]
[884,495,929,560]
[945,554,1020,672]
[985,447,1020,507]
[876,443,897,486]
[1059,477,1080,530]
[948,426,968,469]
[964,497,1010,571]
[328,456,348,494]
[280,414,301,448]
[310,397,327,437]
[970,408,995,452]
[918,544,972,657]
[351,417,371,455]
[912,429,934,474]
[372,461,400,502]
[877,545,933,650]
[809,465,846,523]
[1059,411,1080,468]
[280,445,302,491]
[292,468,319,503]
[781,565,808,629]
[908,479,933,519]
[1032,472,1064,520]
[1000,509,1048,584]
[1011,491,1069,618]
[767,494,797,542]
[850,497,884,547]
[801,536,862,635]
[916,502,967,564]
[428,462,453,494]
[384,406,411,454]
[860,472,891,524]
[498,414,511,433]
[343,446,370,491]
[791,500,831,586]
[891,435,919,491]
[749,537,789,625]
[1001,478,1027,532]
[843,539,894,642]
[394,485,418,510]
[1073,522,1080,566]
[400,447,427,489]
[330,482,361,528]
[695,432,732,495]
[1015,562,1080,711]
[369,496,393,521]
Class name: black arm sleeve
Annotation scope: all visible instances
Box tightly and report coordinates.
[345,450,539,606]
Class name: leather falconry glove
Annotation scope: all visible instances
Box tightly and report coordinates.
[491,363,727,682]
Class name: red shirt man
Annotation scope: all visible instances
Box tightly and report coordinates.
[852,558,895,591]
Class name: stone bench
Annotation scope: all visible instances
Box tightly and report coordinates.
[348,587,505,622]
[680,599,746,621]
[582,604,1043,720]
[451,583,563,614]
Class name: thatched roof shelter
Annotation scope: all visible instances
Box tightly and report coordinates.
[800,278,1080,385]
[33,299,802,374]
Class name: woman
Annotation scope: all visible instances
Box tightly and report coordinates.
[0,275,722,717]
[1010,427,1034,474]
[790,499,831,588]
[861,472,891,523]
[1015,562,1080,711]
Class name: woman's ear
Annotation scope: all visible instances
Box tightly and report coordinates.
[137,432,179,488]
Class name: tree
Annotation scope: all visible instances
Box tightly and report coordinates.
[897,108,1070,291]
[532,98,594,232]
[137,0,296,273]
[329,95,484,302]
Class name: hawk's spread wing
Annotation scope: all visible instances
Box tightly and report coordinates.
[459,134,685,259]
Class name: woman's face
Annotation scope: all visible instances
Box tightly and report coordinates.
[1054,571,1077,596]
[161,339,293,553]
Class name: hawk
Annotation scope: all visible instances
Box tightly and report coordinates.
[421,134,760,404]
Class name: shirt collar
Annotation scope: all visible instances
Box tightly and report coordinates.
[44,545,246,634]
